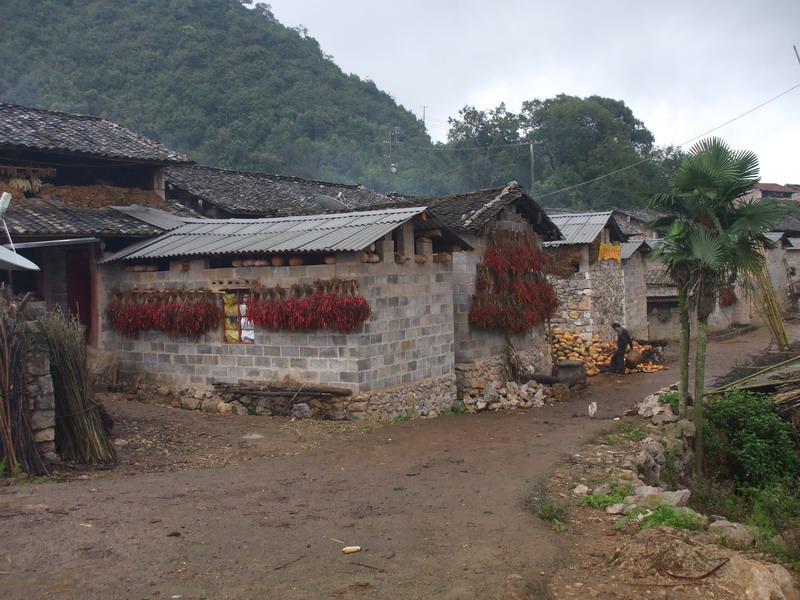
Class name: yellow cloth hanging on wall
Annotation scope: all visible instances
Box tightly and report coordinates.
[223,293,240,342]
[598,243,621,263]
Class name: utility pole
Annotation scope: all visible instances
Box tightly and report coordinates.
[385,127,399,187]
[422,105,427,128]
[529,141,535,195]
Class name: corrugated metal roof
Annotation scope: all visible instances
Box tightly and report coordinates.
[765,231,785,243]
[543,211,614,247]
[100,207,426,263]
[621,240,644,260]
[787,238,800,250]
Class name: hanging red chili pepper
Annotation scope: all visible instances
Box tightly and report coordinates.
[247,278,371,333]
[107,290,223,339]
[469,231,557,334]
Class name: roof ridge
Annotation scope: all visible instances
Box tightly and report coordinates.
[170,164,368,191]
[0,101,104,122]
[462,181,521,230]
[550,210,613,217]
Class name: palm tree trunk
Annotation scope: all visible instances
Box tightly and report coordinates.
[678,287,690,418]
[692,317,709,475]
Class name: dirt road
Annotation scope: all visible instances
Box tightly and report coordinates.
[0,326,780,599]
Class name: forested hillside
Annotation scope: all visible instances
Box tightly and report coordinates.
[0,0,678,206]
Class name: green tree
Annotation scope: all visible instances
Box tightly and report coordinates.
[651,137,784,470]
[521,95,674,209]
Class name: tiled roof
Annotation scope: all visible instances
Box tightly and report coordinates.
[646,268,673,287]
[543,211,621,246]
[0,102,188,163]
[166,165,393,217]
[100,207,434,262]
[757,183,797,194]
[774,215,800,234]
[373,182,560,239]
[612,206,667,223]
[5,198,164,238]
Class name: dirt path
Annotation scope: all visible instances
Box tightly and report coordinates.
[0,325,783,599]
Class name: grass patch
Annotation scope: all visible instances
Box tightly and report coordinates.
[601,424,648,445]
[640,506,704,531]
[580,481,634,510]
[524,484,569,532]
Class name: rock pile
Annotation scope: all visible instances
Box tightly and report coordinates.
[634,384,695,487]
[461,379,559,413]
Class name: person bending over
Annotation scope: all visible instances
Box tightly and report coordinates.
[611,322,631,375]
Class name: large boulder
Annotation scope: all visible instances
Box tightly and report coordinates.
[624,485,690,508]
[724,553,800,600]
[709,519,755,549]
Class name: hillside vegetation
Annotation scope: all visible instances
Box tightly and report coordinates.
[0,0,677,205]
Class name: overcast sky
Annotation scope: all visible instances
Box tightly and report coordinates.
[268,0,799,183]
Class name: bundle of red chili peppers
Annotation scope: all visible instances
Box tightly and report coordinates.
[469,231,558,334]
[107,291,223,338]
[247,279,371,333]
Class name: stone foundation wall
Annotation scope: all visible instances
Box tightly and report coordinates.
[142,372,458,422]
[344,373,457,421]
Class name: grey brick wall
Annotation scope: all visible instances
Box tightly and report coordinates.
[99,256,455,394]
[450,208,550,365]
[622,252,648,339]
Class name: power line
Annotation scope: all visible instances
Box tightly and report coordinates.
[536,79,800,200]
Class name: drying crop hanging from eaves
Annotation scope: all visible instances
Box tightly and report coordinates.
[106,290,223,339]
[247,279,371,333]
[469,231,557,334]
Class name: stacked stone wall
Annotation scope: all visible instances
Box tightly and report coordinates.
[550,272,593,339]
[25,342,58,462]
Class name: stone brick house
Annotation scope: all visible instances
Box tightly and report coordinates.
[163,168,563,404]
[375,183,562,404]
[98,206,473,420]
[543,211,648,340]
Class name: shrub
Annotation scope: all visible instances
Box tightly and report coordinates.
[703,390,799,487]
[689,477,749,523]
[660,391,680,415]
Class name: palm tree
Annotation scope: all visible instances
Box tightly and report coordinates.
[650,222,694,418]
[651,137,784,470]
